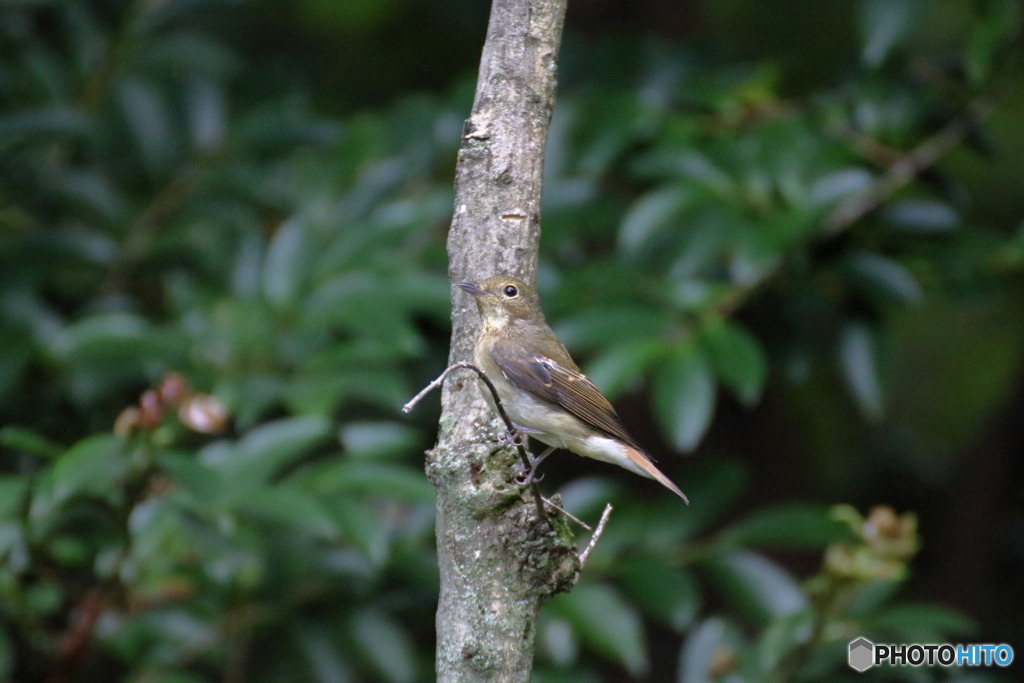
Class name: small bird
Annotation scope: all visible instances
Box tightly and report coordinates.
[458,276,688,502]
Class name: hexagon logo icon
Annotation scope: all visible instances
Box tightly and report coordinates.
[849,637,874,672]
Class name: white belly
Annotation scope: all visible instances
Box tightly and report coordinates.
[476,374,655,481]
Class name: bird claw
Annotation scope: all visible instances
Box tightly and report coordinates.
[515,469,544,486]
[498,429,524,448]
[514,446,556,487]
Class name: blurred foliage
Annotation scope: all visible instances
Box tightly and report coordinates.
[2,0,1023,682]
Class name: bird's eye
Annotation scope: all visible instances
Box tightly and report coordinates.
[503,285,518,297]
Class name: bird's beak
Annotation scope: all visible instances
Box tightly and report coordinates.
[457,281,486,297]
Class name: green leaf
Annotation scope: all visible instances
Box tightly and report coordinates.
[881,199,958,233]
[538,615,578,667]
[25,583,62,617]
[668,211,732,279]
[717,503,856,549]
[547,582,648,677]
[263,217,312,308]
[602,460,745,552]
[860,0,927,68]
[140,33,239,77]
[127,497,191,569]
[64,1,104,75]
[65,316,190,385]
[844,252,923,307]
[729,230,784,287]
[967,0,1022,83]
[57,314,186,404]
[674,460,747,537]
[677,618,739,683]
[289,367,410,415]
[158,453,227,507]
[302,461,434,503]
[757,609,814,673]
[653,346,716,452]
[700,320,767,405]
[26,436,127,537]
[583,341,660,401]
[838,322,884,420]
[232,486,338,540]
[702,550,808,625]
[554,308,669,352]
[845,579,904,617]
[339,422,418,460]
[0,477,27,519]
[619,561,700,631]
[231,232,265,297]
[557,477,623,520]
[115,76,178,175]
[807,168,872,207]
[185,76,225,152]
[0,426,62,459]
[295,621,353,683]
[350,608,416,683]
[677,152,732,193]
[57,312,145,351]
[302,275,423,356]
[203,416,332,487]
[0,108,92,146]
[49,435,127,503]
[325,497,389,566]
[619,186,689,255]
[47,535,89,567]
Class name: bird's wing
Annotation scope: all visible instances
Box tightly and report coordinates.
[490,345,645,452]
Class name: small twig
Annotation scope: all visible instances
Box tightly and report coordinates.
[404,362,547,521]
[578,504,613,569]
[541,496,590,530]
[403,362,472,414]
[712,104,993,322]
[44,587,107,683]
[821,104,991,237]
[403,362,532,472]
[103,173,193,295]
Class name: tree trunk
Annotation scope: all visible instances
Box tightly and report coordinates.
[427,1,575,682]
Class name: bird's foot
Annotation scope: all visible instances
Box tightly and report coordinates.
[498,422,542,448]
[515,446,556,486]
[498,429,525,448]
[515,467,544,486]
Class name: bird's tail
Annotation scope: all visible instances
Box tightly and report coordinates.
[622,444,689,504]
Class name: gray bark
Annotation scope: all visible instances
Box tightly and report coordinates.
[426,0,575,682]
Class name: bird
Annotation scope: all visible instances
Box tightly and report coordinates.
[458,276,688,502]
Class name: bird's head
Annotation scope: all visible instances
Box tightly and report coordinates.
[458,276,544,329]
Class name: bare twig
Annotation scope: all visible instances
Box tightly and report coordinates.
[821,104,991,237]
[541,496,591,530]
[405,361,547,520]
[713,105,993,322]
[403,362,474,414]
[578,504,613,569]
[102,173,193,295]
[44,588,107,683]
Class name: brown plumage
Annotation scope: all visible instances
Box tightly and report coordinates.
[459,276,688,502]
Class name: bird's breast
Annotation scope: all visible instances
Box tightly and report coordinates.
[472,340,587,448]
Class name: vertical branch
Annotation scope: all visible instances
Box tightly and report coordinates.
[427,1,574,682]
